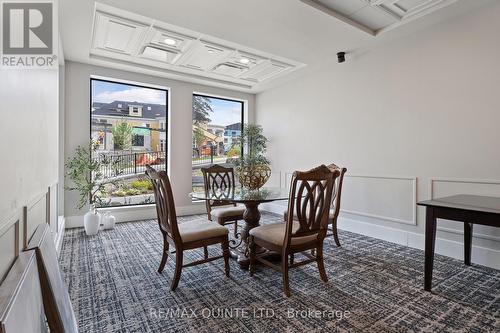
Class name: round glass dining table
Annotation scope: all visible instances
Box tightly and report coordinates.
[190,187,290,268]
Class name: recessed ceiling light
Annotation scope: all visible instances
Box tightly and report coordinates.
[207,49,215,54]
[164,38,176,46]
[239,58,250,64]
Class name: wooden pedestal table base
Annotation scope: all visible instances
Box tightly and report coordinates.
[230,202,280,269]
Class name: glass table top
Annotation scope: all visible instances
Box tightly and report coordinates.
[190,187,290,203]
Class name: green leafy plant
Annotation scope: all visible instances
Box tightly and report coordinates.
[235,124,270,168]
[131,179,153,191]
[226,145,241,158]
[193,127,206,148]
[192,95,213,125]
[111,120,133,150]
[65,142,123,209]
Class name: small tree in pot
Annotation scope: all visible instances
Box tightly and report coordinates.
[235,124,271,190]
[65,141,122,235]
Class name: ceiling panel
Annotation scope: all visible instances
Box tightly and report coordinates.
[177,40,234,71]
[317,0,368,15]
[90,3,304,91]
[92,11,148,55]
[149,28,194,53]
[242,61,290,83]
[351,5,399,31]
[302,0,462,35]
[396,0,433,12]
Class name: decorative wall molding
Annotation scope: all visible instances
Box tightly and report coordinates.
[24,189,50,249]
[429,177,500,198]
[270,171,417,226]
[429,177,500,242]
[0,212,20,283]
[55,216,65,256]
[0,182,61,283]
[341,174,417,226]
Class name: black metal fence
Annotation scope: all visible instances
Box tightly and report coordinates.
[192,146,217,166]
[95,150,166,177]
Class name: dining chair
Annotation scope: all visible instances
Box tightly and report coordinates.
[201,164,245,245]
[146,165,230,291]
[283,163,347,247]
[326,163,347,246]
[249,164,340,297]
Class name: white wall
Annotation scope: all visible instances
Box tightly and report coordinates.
[256,3,500,269]
[0,67,61,279]
[64,61,255,225]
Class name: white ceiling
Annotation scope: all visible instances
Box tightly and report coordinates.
[60,0,494,93]
[303,0,461,35]
[89,3,304,91]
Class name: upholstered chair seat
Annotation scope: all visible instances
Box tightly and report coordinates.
[178,219,229,243]
[249,222,317,247]
[210,205,246,220]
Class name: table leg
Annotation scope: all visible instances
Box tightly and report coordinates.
[464,222,473,266]
[424,207,437,291]
[230,202,262,269]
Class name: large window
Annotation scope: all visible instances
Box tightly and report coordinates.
[90,78,168,207]
[192,94,244,196]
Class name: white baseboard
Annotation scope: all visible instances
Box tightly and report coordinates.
[55,215,65,256]
[337,216,500,270]
[65,204,207,228]
[260,203,500,270]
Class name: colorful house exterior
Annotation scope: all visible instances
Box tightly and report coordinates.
[91,100,167,152]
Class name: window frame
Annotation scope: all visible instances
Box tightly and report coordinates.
[191,93,246,201]
[192,93,245,142]
[89,77,170,208]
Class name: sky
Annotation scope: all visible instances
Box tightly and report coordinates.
[92,80,167,105]
[206,97,243,127]
[91,80,242,126]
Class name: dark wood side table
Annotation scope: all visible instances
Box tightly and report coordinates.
[417,194,500,291]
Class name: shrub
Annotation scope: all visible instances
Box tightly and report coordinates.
[125,188,140,196]
[227,146,241,157]
[113,190,127,197]
[131,179,153,191]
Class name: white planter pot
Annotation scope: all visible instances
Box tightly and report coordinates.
[102,212,116,230]
[84,209,101,236]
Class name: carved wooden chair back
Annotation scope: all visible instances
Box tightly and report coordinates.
[284,165,339,249]
[327,163,347,222]
[201,164,238,214]
[146,165,180,244]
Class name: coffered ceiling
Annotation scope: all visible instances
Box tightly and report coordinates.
[90,3,304,91]
[301,0,461,35]
[60,0,494,93]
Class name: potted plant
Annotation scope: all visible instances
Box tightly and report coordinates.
[65,141,121,235]
[235,124,271,190]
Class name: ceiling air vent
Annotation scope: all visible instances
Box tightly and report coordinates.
[212,63,247,77]
[141,46,181,64]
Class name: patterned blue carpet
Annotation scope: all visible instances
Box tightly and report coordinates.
[60,213,500,332]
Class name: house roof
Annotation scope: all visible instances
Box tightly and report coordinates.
[225,123,242,131]
[92,100,166,119]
